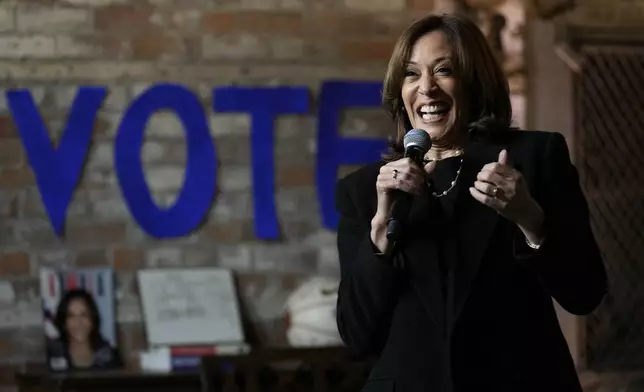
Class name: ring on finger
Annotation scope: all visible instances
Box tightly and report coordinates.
[492,186,503,199]
[392,169,399,179]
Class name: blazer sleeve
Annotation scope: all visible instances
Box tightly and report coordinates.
[516,132,607,315]
[335,177,405,355]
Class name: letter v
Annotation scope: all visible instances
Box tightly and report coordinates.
[6,87,107,236]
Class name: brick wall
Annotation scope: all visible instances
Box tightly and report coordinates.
[0,0,456,381]
[1,0,640,387]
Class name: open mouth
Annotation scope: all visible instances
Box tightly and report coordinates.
[417,102,451,122]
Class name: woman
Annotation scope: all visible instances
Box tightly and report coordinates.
[49,289,122,371]
[334,13,607,392]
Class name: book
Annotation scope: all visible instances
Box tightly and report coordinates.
[140,343,251,371]
[40,267,121,372]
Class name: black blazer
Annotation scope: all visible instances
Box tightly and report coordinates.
[335,130,607,392]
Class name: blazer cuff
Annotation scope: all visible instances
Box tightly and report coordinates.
[354,232,403,278]
[514,218,563,275]
[513,228,542,261]
[370,240,386,257]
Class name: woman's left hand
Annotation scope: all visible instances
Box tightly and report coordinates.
[469,150,545,242]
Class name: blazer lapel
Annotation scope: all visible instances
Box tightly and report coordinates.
[403,187,445,328]
[404,227,445,328]
[397,138,507,330]
[451,138,505,324]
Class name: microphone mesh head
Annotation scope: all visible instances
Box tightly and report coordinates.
[403,129,431,153]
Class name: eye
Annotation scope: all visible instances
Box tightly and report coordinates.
[404,69,418,77]
[435,66,453,76]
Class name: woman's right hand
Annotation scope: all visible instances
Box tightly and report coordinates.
[371,158,436,253]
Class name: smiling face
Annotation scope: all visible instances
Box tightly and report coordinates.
[65,298,93,344]
[401,30,459,144]
[382,14,513,160]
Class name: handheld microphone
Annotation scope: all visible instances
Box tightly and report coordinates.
[386,129,432,242]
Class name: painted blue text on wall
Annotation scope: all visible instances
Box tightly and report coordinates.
[5,82,388,240]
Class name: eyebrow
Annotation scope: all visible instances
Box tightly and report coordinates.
[406,56,451,66]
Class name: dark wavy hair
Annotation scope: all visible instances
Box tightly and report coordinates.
[382,13,512,160]
[54,289,105,351]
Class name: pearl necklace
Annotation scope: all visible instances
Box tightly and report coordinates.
[423,152,465,198]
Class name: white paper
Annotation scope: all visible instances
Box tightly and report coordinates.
[137,268,245,346]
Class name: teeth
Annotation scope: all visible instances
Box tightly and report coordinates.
[421,113,445,121]
[420,104,449,114]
